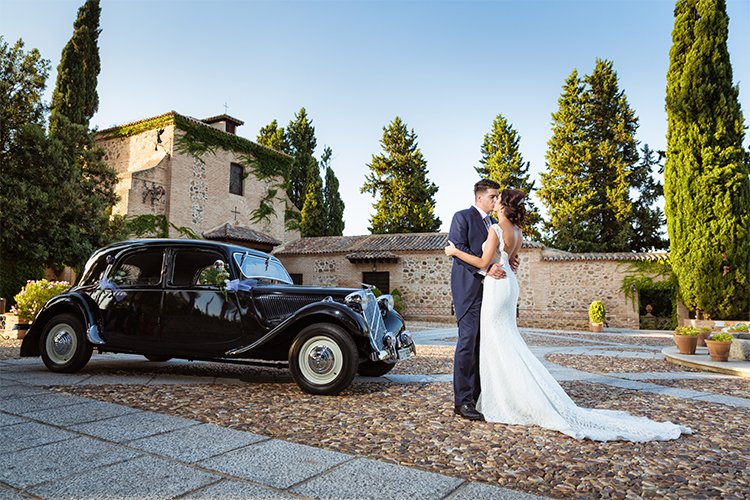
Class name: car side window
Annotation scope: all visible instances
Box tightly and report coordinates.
[110,249,164,286]
[171,250,228,287]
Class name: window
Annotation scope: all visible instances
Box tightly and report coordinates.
[362,272,389,295]
[289,273,303,285]
[230,163,243,195]
[171,249,228,286]
[110,250,164,286]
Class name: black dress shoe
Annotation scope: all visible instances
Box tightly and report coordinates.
[454,404,485,421]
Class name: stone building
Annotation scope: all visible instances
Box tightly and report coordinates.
[95,111,298,249]
[273,233,670,330]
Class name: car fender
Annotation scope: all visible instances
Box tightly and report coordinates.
[226,300,368,356]
[20,291,104,357]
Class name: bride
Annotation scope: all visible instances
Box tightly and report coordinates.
[445,188,691,442]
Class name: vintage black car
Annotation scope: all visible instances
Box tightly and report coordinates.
[21,239,415,395]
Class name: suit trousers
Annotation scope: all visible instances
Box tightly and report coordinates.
[453,291,482,406]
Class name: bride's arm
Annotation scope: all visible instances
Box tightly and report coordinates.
[445,228,498,269]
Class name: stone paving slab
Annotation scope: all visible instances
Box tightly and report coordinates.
[0,382,49,399]
[0,391,89,414]
[290,457,464,500]
[198,439,353,490]
[0,421,78,453]
[127,422,270,463]
[68,409,199,443]
[0,412,25,427]
[182,479,303,499]
[0,436,142,489]
[26,454,221,500]
[22,399,140,427]
[448,482,550,500]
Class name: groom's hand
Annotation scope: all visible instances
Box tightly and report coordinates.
[487,263,507,280]
[510,255,520,273]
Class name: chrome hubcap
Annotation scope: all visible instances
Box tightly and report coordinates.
[53,330,74,357]
[46,323,78,364]
[307,345,335,375]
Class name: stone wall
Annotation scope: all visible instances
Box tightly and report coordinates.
[96,123,299,244]
[276,245,645,329]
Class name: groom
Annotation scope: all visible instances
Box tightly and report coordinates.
[449,179,507,421]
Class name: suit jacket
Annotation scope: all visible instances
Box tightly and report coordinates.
[449,206,494,321]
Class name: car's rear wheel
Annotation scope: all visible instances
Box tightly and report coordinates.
[357,360,396,377]
[40,313,93,373]
[289,323,358,395]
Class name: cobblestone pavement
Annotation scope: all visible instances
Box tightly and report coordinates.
[2,325,749,499]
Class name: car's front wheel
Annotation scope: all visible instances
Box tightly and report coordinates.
[357,360,396,377]
[40,313,93,373]
[289,323,358,395]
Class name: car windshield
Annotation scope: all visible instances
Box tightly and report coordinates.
[233,252,293,284]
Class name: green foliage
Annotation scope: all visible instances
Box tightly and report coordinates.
[539,60,665,253]
[257,119,291,155]
[300,172,327,237]
[619,260,678,329]
[322,146,345,236]
[286,108,318,210]
[362,117,441,234]
[728,324,748,332]
[371,288,383,297]
[391,288,406,314]
[710,332,734,342]
[664,0,749,319]
[588,300,606,323]
[675,326,700,336]
[49,0,100,132]
[474,113,543,240]
[12,279,72,322]
[0,261,45,308]
[121,214,199,240]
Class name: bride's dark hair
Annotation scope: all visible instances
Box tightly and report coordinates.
[500,188,527,226]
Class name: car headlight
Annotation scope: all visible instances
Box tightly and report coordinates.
[377,294,394,311]
[345,289,370,312]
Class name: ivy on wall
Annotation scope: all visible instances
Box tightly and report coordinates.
[123,214,200,240]
[98,112,297,229]
[619,260,678,329]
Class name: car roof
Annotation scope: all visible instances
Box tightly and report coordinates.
[93,239,280,262]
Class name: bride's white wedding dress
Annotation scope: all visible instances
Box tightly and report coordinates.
[475,225,691,442]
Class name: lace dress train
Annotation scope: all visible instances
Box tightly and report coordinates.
[475,225,691,442]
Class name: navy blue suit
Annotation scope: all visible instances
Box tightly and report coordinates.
[449,206,494,406]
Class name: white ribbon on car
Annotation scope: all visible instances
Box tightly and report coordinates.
[225,279,256,293]
[98,278,126,301]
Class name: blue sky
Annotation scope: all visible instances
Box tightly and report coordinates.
[1,0,748,237]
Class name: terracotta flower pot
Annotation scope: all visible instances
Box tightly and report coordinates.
[590,322,603,333]
[673,333,698,355]
[705,340,732,362]
[697,330,711,347]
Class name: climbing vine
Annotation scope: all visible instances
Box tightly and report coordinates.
[618,259,678,329]
[123,214,200,240]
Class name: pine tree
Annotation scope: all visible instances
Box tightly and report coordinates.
[49,0,100,132]
[665,0,749,319]
[539,60,661,253]
[362,117,441,234]
[286,108,317,210]
[630,145,669,252]
[474,113,543,240]
[321,146,345,236]
[300,165,326,237]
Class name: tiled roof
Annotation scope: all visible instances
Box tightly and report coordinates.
[541,249,669,262]
[202,222,281,246]
[274,233,542,255]
[202,114,245,126]
[346,251,400,261]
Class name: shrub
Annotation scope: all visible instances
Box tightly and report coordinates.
[391,288,406,315]
[588,301,606,323]
[11,280,71,322]
[674,326,700,336]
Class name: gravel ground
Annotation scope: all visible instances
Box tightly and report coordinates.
[0,338,21,360]
[53,380,748,499]
[545,354,699,374]
[528,332,675,348]
[642,378,750,400]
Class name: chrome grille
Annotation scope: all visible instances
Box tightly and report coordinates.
[361,291,387,351]
[257,295,342,321]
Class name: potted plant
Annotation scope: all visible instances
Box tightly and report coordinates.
[705,332,734,362]
[589,300,606,332]
[10,280,72,338]
[727,324,748,335]
[698,326,712,347]
[673,326,700,355]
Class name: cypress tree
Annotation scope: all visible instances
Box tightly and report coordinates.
[49,0,100,132]
[256,119,290,154]
[300,167,326,237]
[321,146,345,236]
[665,0,749,319]
[362,117,441,234]
[474,113,543,241]
[286,108,317,210]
